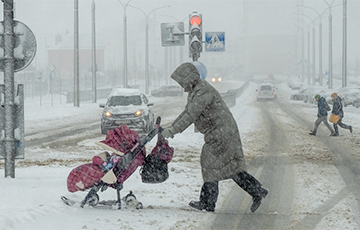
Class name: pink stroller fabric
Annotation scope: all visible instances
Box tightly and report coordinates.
[67,163,106,193]
[67,125,146,192]
[95,125,144,155]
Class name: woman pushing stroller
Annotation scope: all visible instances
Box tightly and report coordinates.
[162,63,268,213]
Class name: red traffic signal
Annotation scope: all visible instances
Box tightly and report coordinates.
[189,12,202,61]
[190,15,201,26]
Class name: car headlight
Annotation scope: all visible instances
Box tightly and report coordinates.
[218,77,222,82]
[105,111,112,117]
[135,110,142,117]
[212,78,216,82]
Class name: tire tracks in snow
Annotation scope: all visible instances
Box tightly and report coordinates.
[276,100,360,229]
[207,96,296,229]
[206,82,360,229]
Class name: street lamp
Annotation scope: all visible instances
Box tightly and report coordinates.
[294,12,316,86]
[288,20,306,82]
[324,0,336,89]
[116,0,133,88]
[291,16,313,85]
[128,5,171,94]
[298,5,328,86]
[342,0,347,87]
[74,0,79,107]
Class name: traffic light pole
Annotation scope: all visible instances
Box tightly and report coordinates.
[189,12,202,62]
[3,0,16,178]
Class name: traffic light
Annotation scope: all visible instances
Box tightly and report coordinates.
[189,12,202,61]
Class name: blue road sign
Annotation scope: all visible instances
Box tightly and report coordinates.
[205,32,225,52]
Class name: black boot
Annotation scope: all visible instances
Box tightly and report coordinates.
[251,188,268,212]
[189,201,214,212]
[232,172,268,212]
[189,182,218,212]
[309,130,316,136]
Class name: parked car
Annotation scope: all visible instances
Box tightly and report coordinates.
[290,87,307,101]
[302,86,328,104]
[336,87,360,107]
[353,93,360,108]
[287,76,301,88]
[256,83,277,101]
[99,88,155,134]
[151,85,184,97]
[287,76,303,90]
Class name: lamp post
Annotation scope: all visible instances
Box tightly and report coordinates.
[342,0,347,87]
[298,5,329,86]
[74,0,79,107]
[324,0,335,89]
[294,12,316,86]
[289,18,307,83]
[128,5,171,94]
[287,22,304,79]
[116,0,133,88]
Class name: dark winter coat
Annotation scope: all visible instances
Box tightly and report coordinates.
[170,62,247,182]
[332,97,344,118]
[317,97,328,117]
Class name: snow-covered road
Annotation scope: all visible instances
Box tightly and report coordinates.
[1,77,360,230]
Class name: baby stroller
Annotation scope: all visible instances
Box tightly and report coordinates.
[62,117,174,209]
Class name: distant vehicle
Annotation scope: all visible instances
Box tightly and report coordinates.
[336,87,360,107]
[99,88,155,134]
[290,87,306,101]
[151,85,184,97]
[302,86,328,104]
[256,83,277,101]
[353,93,360,108]
[211,73,223,83]
[287,76,303,90]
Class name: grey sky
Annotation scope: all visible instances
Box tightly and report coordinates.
[2,0,360,75]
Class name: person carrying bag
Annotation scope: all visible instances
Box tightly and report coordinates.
[329,93,353,136]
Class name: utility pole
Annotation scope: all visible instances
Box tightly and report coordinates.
[342,0,347,87]
[74,0,80,107]
[91,0,97,103]
[3,0,15,178]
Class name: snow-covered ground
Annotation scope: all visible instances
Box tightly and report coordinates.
[1,77,360,230]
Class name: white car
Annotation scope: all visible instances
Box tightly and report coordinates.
[256,83,277,101]
[336,87,360,107]
[99,88,155,134]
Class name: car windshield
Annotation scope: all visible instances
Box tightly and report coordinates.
[107,95,142,106]
[260,85,272,91]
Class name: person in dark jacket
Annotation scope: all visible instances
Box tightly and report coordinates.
[162,62,268,213]
[309,94,335,136]
[330,93,352,136]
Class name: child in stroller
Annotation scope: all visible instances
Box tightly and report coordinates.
[62,117,174,209]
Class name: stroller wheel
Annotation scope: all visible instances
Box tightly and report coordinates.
[136,202,143,210]
[88,193,100,207]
